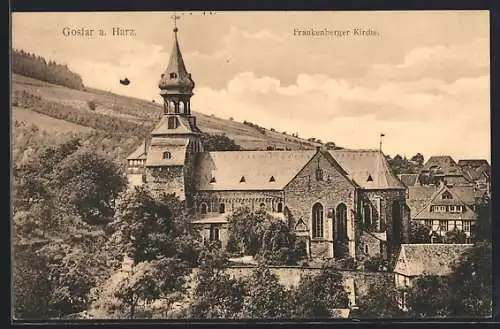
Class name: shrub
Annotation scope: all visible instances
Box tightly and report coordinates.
[87,100,97,111]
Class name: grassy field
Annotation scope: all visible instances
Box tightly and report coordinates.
[12,106,93,134]
[12,74,323,151]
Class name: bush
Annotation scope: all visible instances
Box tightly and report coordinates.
[363,255,388,271]
[226,208,298,265]
[87,100,97,111]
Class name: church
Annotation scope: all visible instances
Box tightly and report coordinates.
[126,25,410,261]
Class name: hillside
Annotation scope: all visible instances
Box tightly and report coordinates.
[12,74,324,157]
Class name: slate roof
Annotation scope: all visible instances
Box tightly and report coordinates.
[151,115,201,136]
[394,244,472,277]
[422,156,458,172]
[450,185,481,205]
[398,173,420,187]
[127,141,147,160]
[195,150,316,190]
[461,165,491,182]
[458,159,490,168]
[413,183,477,221]
[329,149,406,189]
[194,148,402,191]
[145,137,189,167]
[421,156,471,181]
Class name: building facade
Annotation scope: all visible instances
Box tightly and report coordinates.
[127,26,410,261]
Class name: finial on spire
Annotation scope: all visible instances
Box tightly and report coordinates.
[171,13,181,32]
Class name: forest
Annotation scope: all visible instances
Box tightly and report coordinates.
[12,49,85,90]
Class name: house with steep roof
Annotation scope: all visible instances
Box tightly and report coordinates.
[393,243,472,309]
[458,159,491,195]
[126,25,410,261]
[419,156,472,187]
[411,182,477,243]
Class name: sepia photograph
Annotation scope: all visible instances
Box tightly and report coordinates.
[11,10,491,320]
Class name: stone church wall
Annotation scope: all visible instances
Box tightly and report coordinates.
[192,190,284,215]
[145,166,185,200]
[284,151,357,259]
[360,189,409,258]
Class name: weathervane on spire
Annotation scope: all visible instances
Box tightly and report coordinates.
[171,12,181,32]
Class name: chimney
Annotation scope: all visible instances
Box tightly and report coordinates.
[316,146,321,152]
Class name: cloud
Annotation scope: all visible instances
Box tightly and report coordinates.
[364,37,489,85]
[193,69,489,160]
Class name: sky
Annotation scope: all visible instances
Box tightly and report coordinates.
[11,11,490,162]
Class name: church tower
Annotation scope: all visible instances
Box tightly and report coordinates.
[126,22,203,206]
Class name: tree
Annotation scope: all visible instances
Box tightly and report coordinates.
[226,208,298,265]
[406,275,452,318]
[226,207,267,256]
[291,266,349,318]
[471,196,491,242]
[411,153,425,167]
[12,246,52,319]
[448,242,492,316]
[112,259,188,319]
[241,265,292,319]
[258,218,298,265]
[52,149,127,225]
[200,133,241,151]
[391,154,404,168]
[405,243,492,318]
[356,275,403,318]
[108,187,200,265]
[324,142,337,150]
[443,228,467,244]
[13,137,82,210]
[409,221,431,243]
[189,243,245,319]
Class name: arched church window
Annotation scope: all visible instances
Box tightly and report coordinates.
[168,116,178,129]
[219,203,225,214]
[334,203,348,259]
[336,203,348,242]
[163,151,171,159]
[277,202,283,213]
[364,204,372,229]
[312,203,324,238]
[210,225,220,241]
[170,72,177,79]
[200,203,208,215]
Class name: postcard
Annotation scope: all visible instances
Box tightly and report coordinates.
[11,10,491,320]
